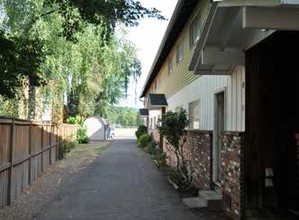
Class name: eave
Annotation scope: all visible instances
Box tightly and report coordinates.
[140,0,199,98]
[189,0,299,75]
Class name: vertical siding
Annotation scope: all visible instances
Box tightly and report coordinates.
[168,75,228,130]
[226,66,245,131]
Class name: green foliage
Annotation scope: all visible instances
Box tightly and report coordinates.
[66,115,89,143]
[158,108,189,182]
[77,126,89,144]
[45,0,165,40]
[66,115,84,125]
[103,106,140,127]
[0,0,158,120]
[156,152,167,167]
[58,137,76,159]
[135,125,148,140]
[158,108,188,150]
[146,140,157,155]
[0,31,46,99]
[165,167,198,196]
[138,133,152,149]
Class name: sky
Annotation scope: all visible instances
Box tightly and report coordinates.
[119,0,178,108]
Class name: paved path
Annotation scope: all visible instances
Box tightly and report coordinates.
[35,134,206,220]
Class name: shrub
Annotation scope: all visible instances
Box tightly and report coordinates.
[146,140,157,155]
[138,133,152,148]
[66,115,84,125]
[135,125,148,140]
[58,137,76,159]
[156,152,167,167]
[158,108,189,182]
[77,126,89,144]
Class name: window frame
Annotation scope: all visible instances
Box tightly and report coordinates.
[188,99,200,129]
[176,39,184,63]
[189,16,200,48]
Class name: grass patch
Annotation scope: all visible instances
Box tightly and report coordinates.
[56,142,110,169]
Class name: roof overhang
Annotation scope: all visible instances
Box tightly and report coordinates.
[147,94,168,110]
[190,0,299,75]
[139,108,149,117]
[140,0,199,98]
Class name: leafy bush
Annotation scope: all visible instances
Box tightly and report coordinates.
[66,115,84,125]
[158,108,189,181]
[146,140,157,155]
[66,115,89,143]
[138,133,152,148]
[58,137,76,159]
[77,126,89,144]
[135,125,148,140]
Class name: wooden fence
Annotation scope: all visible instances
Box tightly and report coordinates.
[0,117,78,207]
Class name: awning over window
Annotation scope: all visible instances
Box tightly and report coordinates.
[189,2,299,75]
[148,94,168,109]
[139,108,149,116]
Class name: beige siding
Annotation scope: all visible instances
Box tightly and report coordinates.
[226,66,245,131]
[147,0,210,99]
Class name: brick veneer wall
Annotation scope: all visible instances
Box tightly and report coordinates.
[221,131,244,220]
[163,130,213,190]
[150,129,160,144]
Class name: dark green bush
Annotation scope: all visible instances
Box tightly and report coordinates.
[77,126,89,144]
[58,137,77,159]
[135,125,148,140]
[138,133,152,148]
[146,140,157,155]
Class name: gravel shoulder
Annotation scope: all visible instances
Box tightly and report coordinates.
[0,142,110,220]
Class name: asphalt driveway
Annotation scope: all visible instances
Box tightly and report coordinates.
[35,133,215,220]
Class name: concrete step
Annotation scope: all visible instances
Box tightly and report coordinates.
[182,197,207,209]
[199,190,223,211]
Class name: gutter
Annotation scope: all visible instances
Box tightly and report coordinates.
[139,0,185,98]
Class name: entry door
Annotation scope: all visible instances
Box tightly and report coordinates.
[213,91,225,184]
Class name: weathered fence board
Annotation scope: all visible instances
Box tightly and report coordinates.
[0,117,77,207]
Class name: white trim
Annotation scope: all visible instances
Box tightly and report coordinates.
[215,0,281,7]
[213,88,226,183]
[201,47,245,66]
[243,6,299,30]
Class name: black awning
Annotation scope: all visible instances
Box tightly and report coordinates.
[148,94,168,108]
[139,108,149,116]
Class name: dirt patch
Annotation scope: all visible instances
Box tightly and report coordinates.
[0,142,109,220]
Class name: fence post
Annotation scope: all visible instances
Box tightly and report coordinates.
[56,126,59,161]
[41,124,44,172]
[7,118,15,205]
[28,121,32,184]
[49,125,52,165]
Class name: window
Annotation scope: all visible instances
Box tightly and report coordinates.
[189,100,200,129]
[176,40,184,63]
[168,58,173,75]
[190,16,200,47]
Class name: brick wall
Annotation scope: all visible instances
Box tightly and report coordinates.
[150,129,160,144]
[221,131,244,220]
[163,130,213,190]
